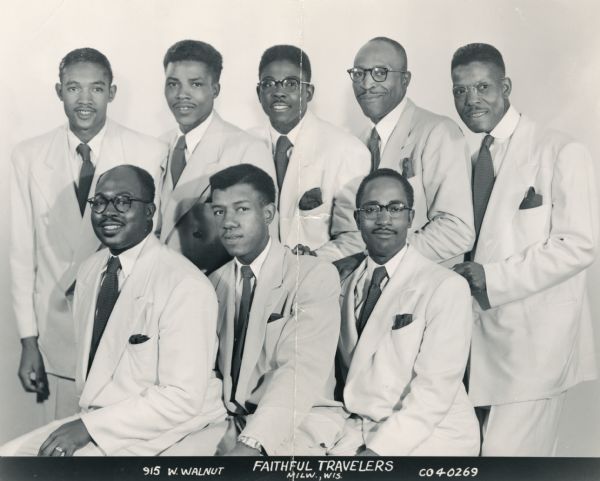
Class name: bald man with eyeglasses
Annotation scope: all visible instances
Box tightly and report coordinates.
[347,37,474,265]
[249,44,370,262]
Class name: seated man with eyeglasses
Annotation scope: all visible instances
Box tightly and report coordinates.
[345,37,474,266]
[249,44,370,262]
[330,168,479,456]
[0,165,225,456]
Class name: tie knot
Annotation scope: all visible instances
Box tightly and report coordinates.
[174,135,187,151]
[276,135,293,152]
[106,256,121,274]
[482,134,494,149]
[371,266,388,286]
[77,143,92,161]
[369,127,380,143]
[240,265,254,279]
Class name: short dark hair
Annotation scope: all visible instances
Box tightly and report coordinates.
[356,168,414,208]
[451,43,506,76]
[59,48,113,84]
[163,40,223,82]
[97,164,156,201]
[259,44,312,81]
[210,164,276,205]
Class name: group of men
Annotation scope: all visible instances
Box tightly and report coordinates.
[1,36,597,457]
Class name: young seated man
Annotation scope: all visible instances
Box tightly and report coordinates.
[173,164,345,455]
[1,165,225,456]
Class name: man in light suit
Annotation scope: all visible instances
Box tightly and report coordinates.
[1,165,225,456]
[451,43,598,455]
[10,48,165,422]
[250,45,370,261]
[157,39,275,273]
[348,37,474,263]
[176,164,344,455]
[332,168,479,456]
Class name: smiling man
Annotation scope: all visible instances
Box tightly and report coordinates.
[331,168,478,456]
[249,45,370,261]
[10,48,165,424]
[1,165,225,456]
[174,163,345,455]
[450,43,598,456]
[348,37,474,264]
[157,40,275,273]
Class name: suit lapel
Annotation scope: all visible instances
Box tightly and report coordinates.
[346,247,418,383]
[338,259,367,370]
[160,114,222,240]
[380,99,416,169]
[476,115,538,261]
[215,262,237,401]
[79,237,158,406]
[234,242,286,404]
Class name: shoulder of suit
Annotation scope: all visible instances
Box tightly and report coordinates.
[521,115,581,153]
[282,249,339,283]
[410,102,463,134]
[303,113,367,150]
[405,247,469,293]
[152,242,211,283]
[108,120,167,151]
[208,258,234,287]
[12,125,64,160]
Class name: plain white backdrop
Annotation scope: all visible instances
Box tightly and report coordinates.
[1,0,599,454]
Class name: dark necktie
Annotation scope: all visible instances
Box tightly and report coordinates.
[472,134,495,242]
[356,266,388,337]
[170,135,187,187]
[88,256,121,376]
[274,135,293,191]
[76,143,95,216]
[367,127,381,172]
[230,265,255,403]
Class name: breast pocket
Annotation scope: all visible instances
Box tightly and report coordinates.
[514,204,551,246]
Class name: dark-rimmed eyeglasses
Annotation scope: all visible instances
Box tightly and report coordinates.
[347,67,406,83]
[452,80,504,98]
[87,194,153,214]
[257,77,311,92]
[356,202,413,219]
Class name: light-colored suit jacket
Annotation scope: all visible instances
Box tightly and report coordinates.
[209,240,345,454]
[470,115,599,406]
[10,120,166,377]
[372,98,475,263]
[73,236,225,455]
[250,112,370,261]
[157,111,275,271]
[338,246,479,456]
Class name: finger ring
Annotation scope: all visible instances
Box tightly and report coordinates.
[54,446,65,455]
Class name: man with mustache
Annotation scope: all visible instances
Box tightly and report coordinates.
[1,165,225,456]
[172,164,344,455]
[347,37,474,264]
[331,168,478,456]
[250,45,370,261]
[10,48,165,424]
[451,43,598,455]
[158,39,275,273]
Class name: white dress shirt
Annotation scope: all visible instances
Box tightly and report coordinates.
[174,111,215,161]
[99,234,150,291]
[373,96,408,153]
[67,124,107,186]
[233,237,272,315]
[488,105,521,176]
[268,115,305,154]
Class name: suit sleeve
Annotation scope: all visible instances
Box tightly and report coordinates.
[484,141,598,307]
[316,144,370,262]
[80,275,219,455]
[10,148,38,338]
[367,275,473,455]
[241,263,341,454]
[238,136,277,186]
[409,120,475,262]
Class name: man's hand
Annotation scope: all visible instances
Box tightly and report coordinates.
[291,244,317,256]
[357,447,379,456]
[224,441,262,456]
[18,337,49,402]
[38,419,92,457]
[453,262,487,293]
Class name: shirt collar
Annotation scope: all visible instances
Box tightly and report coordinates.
[366,244,407,279]
[67,122,107,165]
[104,233,150,281]
[373,96,408,148]
[177,110,215,153]
[268,114,305,149]
[490,105,520,141]
[234,237,272,282]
